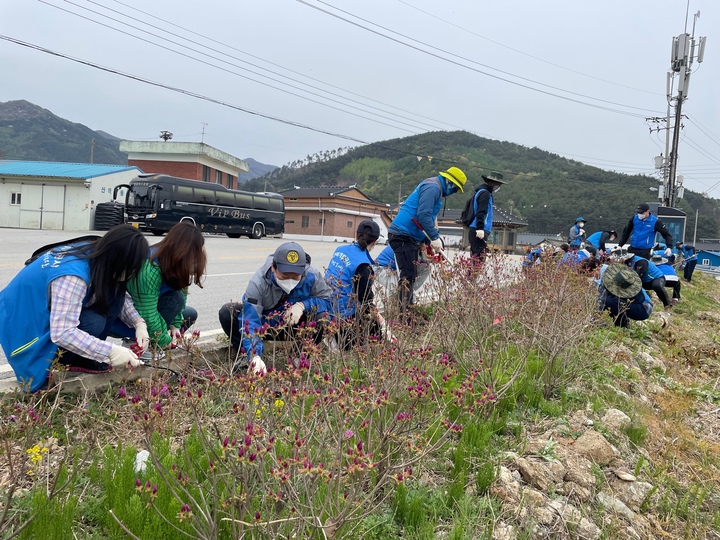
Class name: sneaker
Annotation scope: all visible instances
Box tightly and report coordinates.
[672,298,680,305]
[58,355,112,374]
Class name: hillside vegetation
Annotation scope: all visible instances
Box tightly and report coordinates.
[247,130,720,238]
[0,100,126,165]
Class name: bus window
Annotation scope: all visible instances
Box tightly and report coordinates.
[253,196,270,210]
[217,191,235,206]
[235,193,253,208]
[176,185,193,203]
[268,198,284,212]
[193,187,217,205]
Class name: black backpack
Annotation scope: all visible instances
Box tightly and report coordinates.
[460,188,481,227]
[25,235,102,266]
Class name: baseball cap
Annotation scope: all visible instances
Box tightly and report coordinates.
[356,220,381,241]
[636,203,650,213]
[273,242,307,274]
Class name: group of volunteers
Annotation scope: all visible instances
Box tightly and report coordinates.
[561,203,699,328]
[0,166,475,392]
[0,164,703,391]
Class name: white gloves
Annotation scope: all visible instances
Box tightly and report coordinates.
[475,230,485,240]
[134,321,150,354]
[108,344,141,368]
[168,325,179,349]
[250,355,267,375]
[377,315,396,344]
[579,229,586,236]
[430,238,443,254]
[284,302,305,326]
[664,248,672,257]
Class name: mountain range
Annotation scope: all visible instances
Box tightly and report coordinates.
[1,100,716,237]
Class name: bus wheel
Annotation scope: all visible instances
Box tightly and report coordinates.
[251,224,264,239]
[151,230,164,236]
[226,233,241,239]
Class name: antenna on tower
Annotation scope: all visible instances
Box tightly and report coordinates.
[159,130,173,141]
[201,123,208,143]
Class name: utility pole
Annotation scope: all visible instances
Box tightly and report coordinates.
[89,138,95,164]
[658,10,706,208]
[201,123,208,143]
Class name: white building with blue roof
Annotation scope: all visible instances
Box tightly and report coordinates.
[0,161,142,231]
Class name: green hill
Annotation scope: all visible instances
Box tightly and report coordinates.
[246,130,719,238]
[0,100,127,165]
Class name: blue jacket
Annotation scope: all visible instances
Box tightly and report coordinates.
[469,185,493,232]
[0,247,90,392]
[325,243,376,318]
[561,249,591,265]
[680,245,697,261]
[374,245,396,270]
[239,256,332,360]
[656,263,678,278]
[586,232,602,250]
[629,255,664,282]
[388,175,449,242]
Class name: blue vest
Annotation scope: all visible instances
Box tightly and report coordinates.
[631,214,658,249]
[470,188,493,231]
[375,245,396,270]
[569,224,583,247]
[0,247,91,392]
[586,232,602,250]
[657,263,677,277]
[324,243,376,318]
[388,177,443,242]
[630,255,664,282]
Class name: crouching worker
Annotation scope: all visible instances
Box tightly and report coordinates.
[218,242,332,372]
[598,264,653,328]
[0,225,150,392]
[325,220,394,349]
[112,221,205,356]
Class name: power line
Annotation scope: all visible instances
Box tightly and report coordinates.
[394,0,661,97]
[297,0,663,118]
[39,0,429,135]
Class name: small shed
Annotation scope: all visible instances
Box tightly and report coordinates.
[696,250,720,268]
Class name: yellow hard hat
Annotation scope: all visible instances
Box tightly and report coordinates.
[439,167,467,193]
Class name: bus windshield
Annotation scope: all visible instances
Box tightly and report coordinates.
[127,184,156,210]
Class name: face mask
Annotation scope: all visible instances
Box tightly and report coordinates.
[492,185,501,193]
[276,277,300,294]
[578,223,584,228]
[637,213,646,220]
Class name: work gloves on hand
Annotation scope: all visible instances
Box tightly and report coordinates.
[250,355,267,375]
[168,326,180,349]
[377,314,397,344]
[134,321,150,354]
[108,344,142,368]
[430,238,443,254]
[284,302,305,326]
[475,230,485,240]
[664,248,672,257]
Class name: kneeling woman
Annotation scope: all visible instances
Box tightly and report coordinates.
[115,221,206,351]
[0,225,150,392]
[325,220,392,348]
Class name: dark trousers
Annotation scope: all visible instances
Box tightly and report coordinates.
[388,233,421,310]
[628,246,652,259]
[684,259,697,281]
[218,302,325,354]
[604,296,650,328]
[469,227,489,259]
[110,290,198,339]
[665,278,681,300]
[643,277,671,307]
[60,293,124,365]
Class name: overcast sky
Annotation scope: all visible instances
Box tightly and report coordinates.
[1,0,718,196]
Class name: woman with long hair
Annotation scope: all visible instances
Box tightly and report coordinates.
[115,221,206,351]
[0,224,150,392]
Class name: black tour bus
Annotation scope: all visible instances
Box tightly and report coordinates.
[114,174,284,238]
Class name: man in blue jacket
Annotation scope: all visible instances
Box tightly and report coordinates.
[586,230,617,253]
[468,172,505,260]
[614,248,672,308]
[387,166,466,312]
[618,203,673,259]
[218,242,332,371]
[676,241,698,282]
